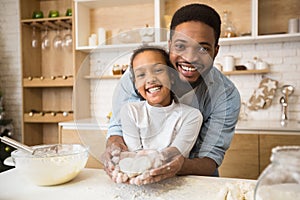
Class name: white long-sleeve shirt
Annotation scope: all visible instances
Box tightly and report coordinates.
[120,100,203,157]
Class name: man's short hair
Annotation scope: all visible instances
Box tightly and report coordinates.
[170,3,221,46]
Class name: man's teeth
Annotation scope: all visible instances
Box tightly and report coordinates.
[180,65,197,72]
[148,87,161,93]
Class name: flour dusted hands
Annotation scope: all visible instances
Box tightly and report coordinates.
[112,149,164,184]
[100,136,128,178]
[114,147,183,185]
[129,147,184,185]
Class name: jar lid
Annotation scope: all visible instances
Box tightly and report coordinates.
[271,146,300,167]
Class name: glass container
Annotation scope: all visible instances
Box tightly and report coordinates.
[222,10,237,38]
[254,146,300,200]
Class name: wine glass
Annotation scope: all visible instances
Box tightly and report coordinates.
[41,27,50,50]
[62,28,72,50]
[53,29,62,49]
[31,27,39,48]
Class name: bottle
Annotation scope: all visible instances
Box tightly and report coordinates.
[254,146,300,200]
[222,10,236,38]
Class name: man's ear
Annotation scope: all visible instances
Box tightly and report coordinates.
[214,44,220,59]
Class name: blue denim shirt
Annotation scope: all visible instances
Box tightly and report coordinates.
[107,67,241,166]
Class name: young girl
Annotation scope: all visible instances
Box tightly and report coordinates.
[114,45,203,184]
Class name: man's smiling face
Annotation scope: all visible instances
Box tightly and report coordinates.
[169,21,219,83]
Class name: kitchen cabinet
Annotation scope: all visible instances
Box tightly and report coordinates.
[258,0,300,36]
[259,133,300,172]
[219,134,260,179]
[58,119,109,168]
[219,131,300,179]
[59,128,105,168]
[74,0,300,53]
[72,0,300,121]
[19,0,80,145]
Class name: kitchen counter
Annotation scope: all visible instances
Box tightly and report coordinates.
[0,168,256,200]
[60,118,300,133]
[236,120,300,133]
[59,118,108,130]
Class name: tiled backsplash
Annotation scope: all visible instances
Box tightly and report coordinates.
[89,41,300,122]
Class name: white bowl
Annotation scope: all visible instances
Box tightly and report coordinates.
[11,144,88,186]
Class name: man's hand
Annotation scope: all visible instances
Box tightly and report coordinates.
[129,154,185,185]
[100,136,128,178]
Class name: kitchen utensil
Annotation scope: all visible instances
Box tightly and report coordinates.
[279,96,288,122]
[281,85,294,105]
[245,61,254,70]
[288,18,299,34]
[223,55,235,72]
[281,85,294,96]
[279,96,287,105]
[255,59,268,70]
[1,136,34,154]
[98,27,106,45]
[10,144,88,186]
[0,136,59,156]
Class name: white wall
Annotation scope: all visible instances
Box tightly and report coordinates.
[217,42,300,121]
[1,0,299,141]
[89,41,300,122]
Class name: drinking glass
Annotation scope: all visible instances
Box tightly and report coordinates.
[53,29,62,49]
[31,27,39,48]
[41,27,50,50]
[63,28,72,50]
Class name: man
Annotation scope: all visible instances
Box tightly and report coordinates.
[102,3,241,185]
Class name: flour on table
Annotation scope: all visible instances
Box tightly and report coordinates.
[107,176,255,200]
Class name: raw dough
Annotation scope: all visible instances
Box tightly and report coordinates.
[119,156,152,177]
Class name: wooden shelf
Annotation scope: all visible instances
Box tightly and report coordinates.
[222,68,270,75]
[84,69,269,79]
[75,33,300,52]
[84,75,122,80]
[21,16,72,30]
[24,113,73,123]
[23,77,74,87]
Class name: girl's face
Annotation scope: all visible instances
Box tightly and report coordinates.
[133,50,172,107]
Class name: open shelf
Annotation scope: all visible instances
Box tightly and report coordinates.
[20,0,75,145]
[84,75,122,80]
[222,68,270,75]
[23,76,74,87]
[24,112,74,123]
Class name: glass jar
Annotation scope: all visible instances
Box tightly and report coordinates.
[254,146,300,200]
[112,64,122,75]
[221,10,236,38]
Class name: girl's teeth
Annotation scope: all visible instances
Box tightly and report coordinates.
[148,87,160,93]
[181,65,197,72]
